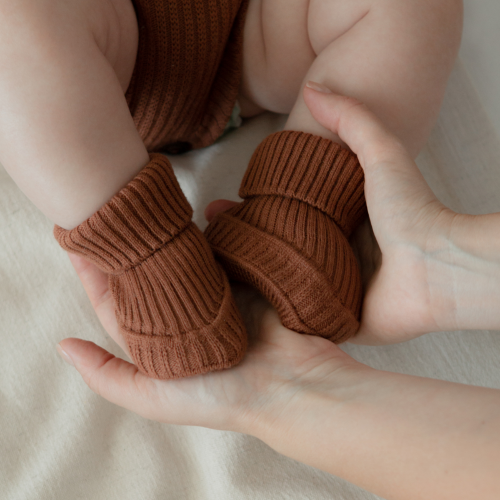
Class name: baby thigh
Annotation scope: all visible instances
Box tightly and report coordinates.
[0,0,148,229]
[284,0,463,157]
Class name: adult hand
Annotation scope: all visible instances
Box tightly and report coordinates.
[302,83,500,343]
[57,252,361,431]
[303,83,457,344]
[56,250,500,500]
[207,84,500,344]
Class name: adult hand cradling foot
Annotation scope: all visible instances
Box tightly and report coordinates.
[208,83,500,345]
[58,87,500,500]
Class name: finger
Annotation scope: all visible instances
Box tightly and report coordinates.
[57,338,163,420]
[68,253,110,311]
[204,199,238,222]
[303,83,414,171]
[67,253,130,357]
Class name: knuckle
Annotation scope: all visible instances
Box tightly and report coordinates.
[82,368,102,396]
[82,353,115,397]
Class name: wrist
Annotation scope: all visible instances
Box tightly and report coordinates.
[242,355,500,500]
[428,211,500,331]
[451,213,500,265]
[241,355,374,469]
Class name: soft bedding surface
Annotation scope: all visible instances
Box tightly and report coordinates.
[1,53,500,500]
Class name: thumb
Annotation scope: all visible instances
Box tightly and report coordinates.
[303,82,414,173]
[303,82,438,211]
[56,338,161,418]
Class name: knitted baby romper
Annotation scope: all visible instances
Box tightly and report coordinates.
[54,0,250,379]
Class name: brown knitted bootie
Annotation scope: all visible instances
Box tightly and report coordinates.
[54,153,247,379]
[205,131,367,343]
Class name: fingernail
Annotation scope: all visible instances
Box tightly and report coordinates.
[306,81,332,93]
[56,344,75,367]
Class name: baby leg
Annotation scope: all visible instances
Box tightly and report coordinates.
[1,0,246,378]
[286,0,463,158]
[0,0,147,230]
[206,0,463,341]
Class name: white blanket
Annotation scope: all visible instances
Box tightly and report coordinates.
[1,55,499,499]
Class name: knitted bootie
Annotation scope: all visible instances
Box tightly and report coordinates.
[204,131,367,343]
[54,153,247,379]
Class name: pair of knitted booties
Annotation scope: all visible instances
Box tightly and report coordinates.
[54,130,367,379]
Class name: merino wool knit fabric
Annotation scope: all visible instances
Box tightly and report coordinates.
[205,131,368,343]
[125,0,249,153]
[54,154,247,379]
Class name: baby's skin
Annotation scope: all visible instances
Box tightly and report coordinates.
[0,0,462,230]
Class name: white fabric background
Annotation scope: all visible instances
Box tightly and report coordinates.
[459,0,500,136]
[1,9,500,500]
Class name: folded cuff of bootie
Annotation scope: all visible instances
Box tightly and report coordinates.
[239,131,367,236]
[53,153,193,274]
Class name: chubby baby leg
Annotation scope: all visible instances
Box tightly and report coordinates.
[286,0,463,157]
[206,0,463,341]
[0,0,146,230]
[0,0,246,378]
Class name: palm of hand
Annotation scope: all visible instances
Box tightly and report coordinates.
[352,153,455,344]
[62,253,354,429]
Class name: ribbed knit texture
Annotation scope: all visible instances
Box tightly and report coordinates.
[54,153,247,379]
[126,0,249,153]
[205,131,368,342]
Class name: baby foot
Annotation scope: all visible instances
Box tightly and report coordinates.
[205,131,367,342]
[55,153,247,379]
